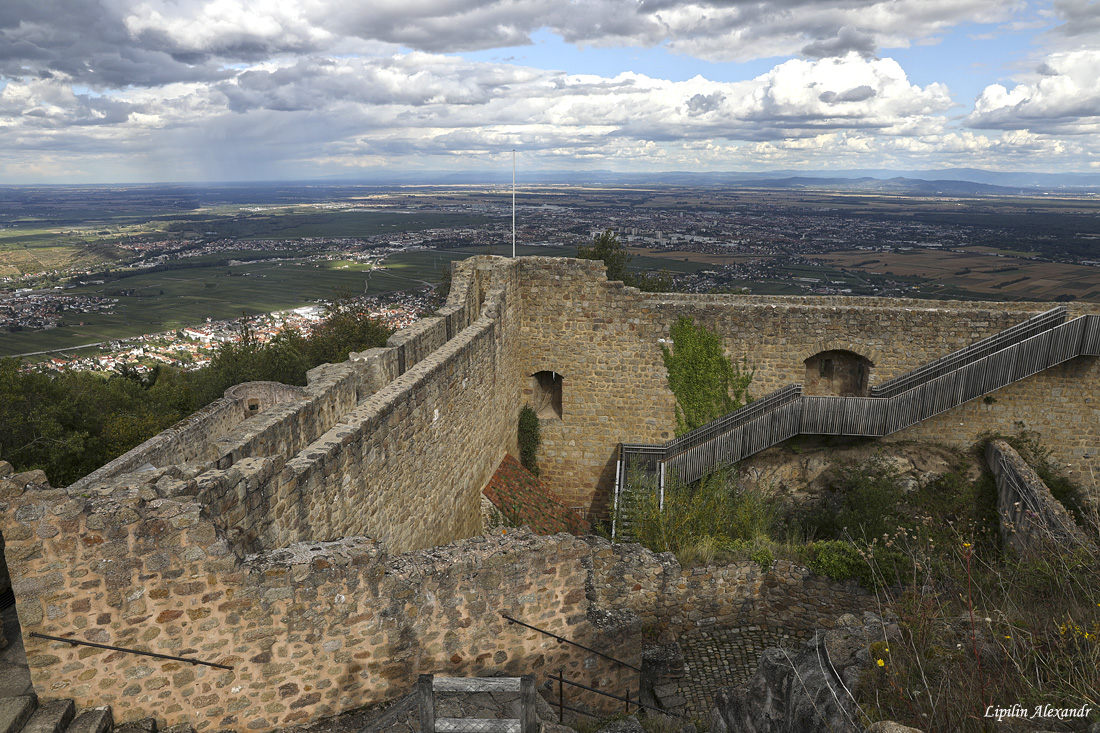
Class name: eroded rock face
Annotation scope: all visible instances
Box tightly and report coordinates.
[709,614,900,733]
[736,441,980,506]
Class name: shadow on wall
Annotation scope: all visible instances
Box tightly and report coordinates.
[528,370,563,420]
[804,350,873,397]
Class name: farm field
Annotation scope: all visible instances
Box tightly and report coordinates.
[814,250,1100,301]
[0,244,570,357]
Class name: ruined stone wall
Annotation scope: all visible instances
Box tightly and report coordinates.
[268,259,524,553]
[0,479,641,732]
[0,468,873,733]
[516,257,1100,512]
[587,540,871,636]
[986,439,1095,556]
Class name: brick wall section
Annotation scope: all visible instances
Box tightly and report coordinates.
[482,455,590,535]
[985,439,1096,556]
[0,471,873,733]
[514,257,1100,512]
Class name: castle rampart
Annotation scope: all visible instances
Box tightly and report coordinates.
[6,255,1100,731]
[53,255,1100,542]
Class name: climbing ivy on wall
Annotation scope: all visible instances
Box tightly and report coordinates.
[661,316,753,436]
[518,404,541,475]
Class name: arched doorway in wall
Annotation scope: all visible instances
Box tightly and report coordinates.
[803,350,873,396]
[529,370,563,419]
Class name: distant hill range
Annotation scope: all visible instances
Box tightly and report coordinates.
[326,167,1100,194]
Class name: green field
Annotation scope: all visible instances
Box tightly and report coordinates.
[0,245,572,357]
[163,210,493,239]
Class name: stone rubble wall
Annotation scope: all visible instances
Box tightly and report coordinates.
[63,256,1100,546]
[587,541,871,636]
[0,467,874,733]
[514,257,1100,513]
[986,439,1096,557]
[0,477,639,731]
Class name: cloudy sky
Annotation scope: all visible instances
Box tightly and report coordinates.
[1,0,1098,183]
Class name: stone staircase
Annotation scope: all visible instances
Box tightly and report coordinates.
[0,697,191,733]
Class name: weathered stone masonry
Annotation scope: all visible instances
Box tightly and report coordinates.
[3,255,1099,731]
[0,465,871,732]
[516,258,1100,509]
[55,255,1100,539]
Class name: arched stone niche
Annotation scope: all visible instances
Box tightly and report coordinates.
[225,381,308,418]
[803,350,873,397]
[529,370,564,419]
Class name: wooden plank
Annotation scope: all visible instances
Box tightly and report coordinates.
[432,677,522,692]
[419,675,435,733]
[1082,316,1100,355]
[521,675,537,733]
[435,719,520,733]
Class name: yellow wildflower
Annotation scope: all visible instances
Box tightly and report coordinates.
[877,659,885,667]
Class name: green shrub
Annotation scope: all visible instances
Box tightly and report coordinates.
[749,546,774,571]
[660,316,753,435]
[805,540,864,582]
[620,466,779,566]
[517,404,540,475]
[808,454,905,541]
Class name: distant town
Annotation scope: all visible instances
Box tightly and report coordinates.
[3,183,1099,375]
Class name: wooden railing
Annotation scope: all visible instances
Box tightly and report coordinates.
[614,308,1100,539]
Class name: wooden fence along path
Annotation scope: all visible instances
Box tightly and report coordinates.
[614,307,1100,538]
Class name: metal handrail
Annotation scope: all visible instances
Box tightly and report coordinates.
[30,632,233,670]
[547,672,684,719]
[612,307,1100,539]
[501,614,641,672]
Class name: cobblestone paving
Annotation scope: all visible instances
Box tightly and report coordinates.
[677,625,810,719]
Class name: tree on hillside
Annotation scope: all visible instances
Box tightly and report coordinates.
[576,228,674,291]
[577,228,631,282]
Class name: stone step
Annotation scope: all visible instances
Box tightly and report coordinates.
[64,708,112,733]
[21,700,75,733]
[113,718,156,733]
[0,697,37,733]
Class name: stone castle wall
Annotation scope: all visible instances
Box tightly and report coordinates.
[514,257,1100,510]
[58,255,1100,537]
[6,255,1100,731]
[0,466,871,732]
[64,257,521,557]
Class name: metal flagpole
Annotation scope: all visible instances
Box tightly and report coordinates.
[512,149,516,257]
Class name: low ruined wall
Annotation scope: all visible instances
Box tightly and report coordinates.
[67,396,242,493]
[986,439,1094,556]
[0,480,641,732]
[588,541,871,636]
[1,467,874,733]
